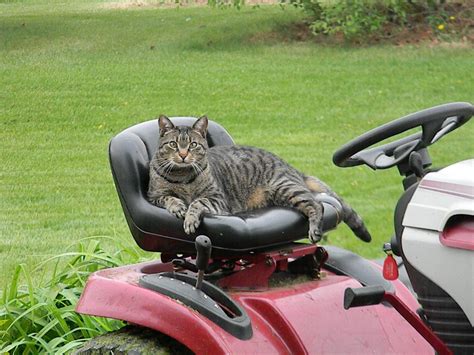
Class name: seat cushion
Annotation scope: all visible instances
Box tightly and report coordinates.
[109,117,343,255]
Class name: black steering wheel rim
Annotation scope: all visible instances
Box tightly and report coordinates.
[332,102,474,170]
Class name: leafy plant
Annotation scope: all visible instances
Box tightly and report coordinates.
[310,0,391,40]
[0,237,147,354]
[280,0,470,42]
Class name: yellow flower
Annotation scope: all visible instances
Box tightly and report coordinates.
[449,16,455,21]
[437,24,445,31]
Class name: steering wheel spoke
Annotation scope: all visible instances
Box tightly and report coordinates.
[426,116,460,144]
[352,150,384,170]
[354,139,421,170]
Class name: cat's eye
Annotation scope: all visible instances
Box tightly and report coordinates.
[169,141,177,148]
[189,142,197,148]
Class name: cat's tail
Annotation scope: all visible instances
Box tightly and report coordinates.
[304,176,372,243]
[338,199,372,243]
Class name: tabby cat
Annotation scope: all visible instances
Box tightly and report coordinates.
[147,116,371,243]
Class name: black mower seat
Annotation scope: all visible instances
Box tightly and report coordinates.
[109,117,343,255]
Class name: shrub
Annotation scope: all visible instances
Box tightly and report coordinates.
[310,0,392,40]
[282,0,470,42]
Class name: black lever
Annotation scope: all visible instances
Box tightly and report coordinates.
[195,235,212,290]
[344,285,385,309]
[408,151,425,178]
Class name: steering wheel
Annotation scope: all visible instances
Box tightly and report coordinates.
[333,102,474,170]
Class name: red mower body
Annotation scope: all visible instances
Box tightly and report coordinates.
[76,258,433,354]
[76,107,474,354]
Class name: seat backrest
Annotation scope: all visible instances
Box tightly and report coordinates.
[109,117,342,256]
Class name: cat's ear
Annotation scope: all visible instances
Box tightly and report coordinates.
[158,115,175,137]
[192,116,208,138]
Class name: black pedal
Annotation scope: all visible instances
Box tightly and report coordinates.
[344,285,385,310]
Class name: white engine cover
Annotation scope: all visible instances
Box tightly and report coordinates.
[402,159,474,326]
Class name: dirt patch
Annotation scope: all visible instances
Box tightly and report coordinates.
[249,8,473,48]
[102,0,278,9]
[102,1,199,9]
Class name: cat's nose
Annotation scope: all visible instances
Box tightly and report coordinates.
[178,150,188,160]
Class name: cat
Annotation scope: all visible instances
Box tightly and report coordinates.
[147,115,371,244]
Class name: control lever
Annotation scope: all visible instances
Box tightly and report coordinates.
[195,235,212,290]
[408,151,425,178]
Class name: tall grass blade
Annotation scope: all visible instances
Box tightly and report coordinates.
[7,264,22,302]
[20,264,36,315]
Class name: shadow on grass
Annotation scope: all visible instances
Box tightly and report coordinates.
[1,5,309,55]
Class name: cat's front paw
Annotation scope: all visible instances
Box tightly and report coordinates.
[308,223,322,244]
[184,214,201,235]
[166,199,187,219]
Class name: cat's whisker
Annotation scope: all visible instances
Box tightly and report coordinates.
[189,163,197,176]
[192,162,204,175]
[191,163,200,176]
[162,162,171,176]
[156,160,170,170]
[160,160,172,168]
[165,162,175,177]
[196,164,203,175]
[157,161,169,171]
[157,160,173,178]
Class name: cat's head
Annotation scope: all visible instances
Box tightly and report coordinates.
[156,115,209,167]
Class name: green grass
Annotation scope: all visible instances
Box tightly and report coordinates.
[1,0,473,289]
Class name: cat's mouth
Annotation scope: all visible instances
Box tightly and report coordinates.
[173,160,193,168]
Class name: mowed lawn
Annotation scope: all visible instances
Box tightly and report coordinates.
[1,1,473,285]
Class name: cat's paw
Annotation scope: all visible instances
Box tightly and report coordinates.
[184,214,201,235]
[308,224,322,244]
[166,199,187,219]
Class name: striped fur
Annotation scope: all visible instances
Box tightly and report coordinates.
[148,116,371,243]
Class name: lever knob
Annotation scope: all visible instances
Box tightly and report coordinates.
[195,235,212,272]
[195,235,211,290]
